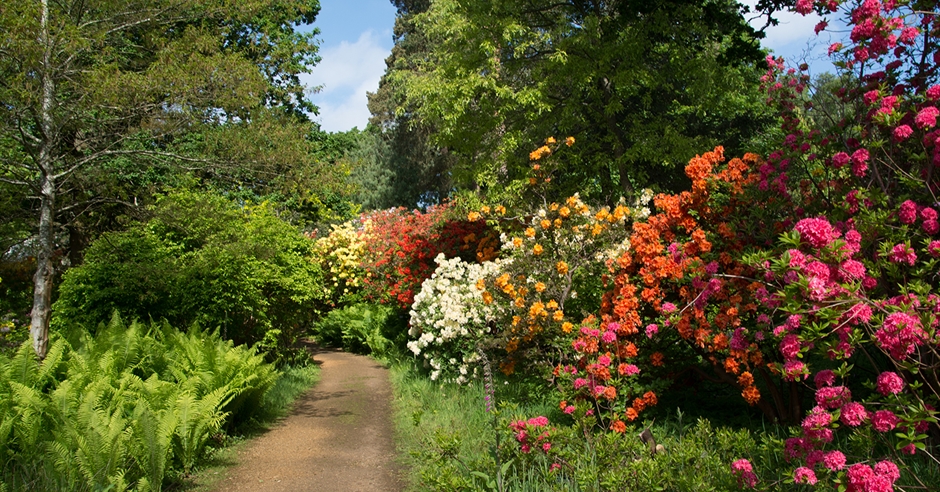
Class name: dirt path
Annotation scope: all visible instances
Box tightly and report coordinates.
[211,347,405,492]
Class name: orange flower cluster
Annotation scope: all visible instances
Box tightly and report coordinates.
[602,148,767,408]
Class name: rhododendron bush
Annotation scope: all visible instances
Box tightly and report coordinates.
[357,203,494,309]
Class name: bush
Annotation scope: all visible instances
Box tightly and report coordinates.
[53,190,327,362]
[312,303,405,359]
[0,317,278,491]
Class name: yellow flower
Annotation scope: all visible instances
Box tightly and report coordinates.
[495,205,506,215]
[476,278,486,291]
[468,211,481,221]
[540,219,551,229]
[482,291,494,305]
[550,203,559,211]
[529,177,538,185]
[535,282,546,293]
[525,227,536,238]
[553,218,563,228]
[481,205,491,214]
[557,261,569,275]
[565,136,575,146]
[512,315,521,327]
[533,244,544,255]
[513,237,523,248]
[553,310,564,322]
[562,322,574,333]
[559,206,570,218]
[514,296,526,308]
[546,136,557,144]
[546,300,559,310]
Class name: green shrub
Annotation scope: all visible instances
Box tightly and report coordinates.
[312,303,405,358]
[0,317,278,491]
[53,190,328,362]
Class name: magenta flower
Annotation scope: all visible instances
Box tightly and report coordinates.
[893,124,913,141]
[815,385,851,410]
[645,323,659,338]
[841,401,867,426]
[851,148,869,177]
[823,450,846,471]
[889,243,916,265]
[794,218,838,249]
[929,240,940,257]
[916,106,939,129]
[661,302,677,313]
[814,369,836,388]
[923,220,939,235]
[899,200,919,224]
[731,459,758,488]
[832,151,850,168]
[872,409,900,432]
[876,371,906,396]
[794,467,817,485]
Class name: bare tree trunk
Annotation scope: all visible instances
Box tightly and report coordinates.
[30,0,55,360]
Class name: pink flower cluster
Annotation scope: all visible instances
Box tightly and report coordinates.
[509,416,552,454]
[875,311,927,360]
[846,461,900,492]
[731,458,758,488]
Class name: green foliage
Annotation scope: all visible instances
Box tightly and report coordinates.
[312,303,406,359]
[53,190,327,363]
[0,317,278,491]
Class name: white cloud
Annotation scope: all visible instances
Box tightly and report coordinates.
[302,30,390,132]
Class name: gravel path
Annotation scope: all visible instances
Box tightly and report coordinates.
[211,347,405,492]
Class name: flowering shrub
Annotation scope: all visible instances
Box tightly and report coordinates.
[311,221,367,308]
[407,254,505,382]
[358,203,493,309]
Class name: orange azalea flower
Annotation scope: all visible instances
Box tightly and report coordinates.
[556,261,569,275]
[559,206,570,217]
[724,357,740,375]
[625,408,639,421]
[610,420,626,433]
[553,218,563,228]
[742,385,761,405]
[642,391,658,406]
[650,352,664,367]
[632,398,646,412]
[514,297,526,308]
[559,400,568,410]
[500,360,515,375]
[565,136,575,146]
[533,244,544,255]
[546,300,559,310]
[512,315,521,327]
[513,237,523,248]
[562,322,574,333]
[550,202,559,211]
[529,177,538,185]
[506,339,519,352]
[737,371,754,387]
[553,310,564,322]
[535,282,546,292]
[541,219,551,229]
[546,136,557,144]
[525,227,536,238]
[603,386,617,400]
[481,205,491,214]
[482,292,494,305]
[468,211,481,222]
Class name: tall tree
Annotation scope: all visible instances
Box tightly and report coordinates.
[0,0,324,359]
[385,0,775,204]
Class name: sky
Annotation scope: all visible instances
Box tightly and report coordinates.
[305,1,839,134]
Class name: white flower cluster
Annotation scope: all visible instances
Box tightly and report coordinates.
[408,253,507,383]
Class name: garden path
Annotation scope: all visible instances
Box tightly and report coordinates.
[211,346,405,492]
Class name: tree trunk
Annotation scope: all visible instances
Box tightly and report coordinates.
[30,0,55,360]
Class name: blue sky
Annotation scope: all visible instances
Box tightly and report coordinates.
[305,1,837,133]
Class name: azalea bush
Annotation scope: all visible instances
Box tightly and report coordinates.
[310,220,367,308]
[358,203,494,310]
[407,253,506,382]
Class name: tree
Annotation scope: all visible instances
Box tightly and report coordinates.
[384,0,776,204]
[0,0,324,359]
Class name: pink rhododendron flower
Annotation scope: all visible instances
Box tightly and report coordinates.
[923,219,940,234]
[893,124,913,141]
[876,371,905,395]
[824,450,846,471]
[573,378,589,389]
[916,106,940,129]
[661,302,676,313]
[872,409,900,432]
[876,311,926,359]
[815,385,851,409]
[794,467,817,485]
[889,243,916,265]
[794,0,813,14]
[840,259,866,280]
[779,334,801,360]
[731,459,758,488]
[899,200,919,224]
[783,360,807,381]
[795,218,838,249]
[645,324,658,338]
[920,206,937,221]
[814,369,836,388]
[929,240,940,257]
[851,148,869,177]
[564,405,575,414]
[601,330,617,343]
[841,401,868,426]
[832,151,850,168]
[928,84,940,100]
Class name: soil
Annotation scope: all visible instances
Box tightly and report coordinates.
[210,346,405,492]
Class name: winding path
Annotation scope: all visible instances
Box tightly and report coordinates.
[211,347,405,492]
